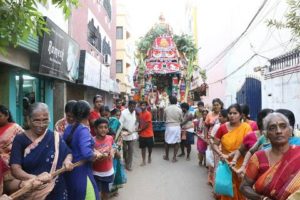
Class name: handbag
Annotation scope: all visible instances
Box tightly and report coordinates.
[214,161,233,197]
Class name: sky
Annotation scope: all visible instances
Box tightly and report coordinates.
[121,0,187,38]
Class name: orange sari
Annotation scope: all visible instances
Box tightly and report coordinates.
[246,146,300,200]
[220,122,251,200]
[0,123,23,165]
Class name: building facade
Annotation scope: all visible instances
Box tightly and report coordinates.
[0,0,118,129]
[116,2,133,100]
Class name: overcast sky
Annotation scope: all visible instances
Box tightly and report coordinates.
[122,0,187,38]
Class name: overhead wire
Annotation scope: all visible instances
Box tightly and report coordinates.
[207,54,257,85]
[204,0,269,72]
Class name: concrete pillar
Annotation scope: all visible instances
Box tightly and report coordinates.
[53,81,66,124]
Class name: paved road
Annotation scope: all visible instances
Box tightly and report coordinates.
[113,143,214,200]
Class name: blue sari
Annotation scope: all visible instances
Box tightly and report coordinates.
[63,124,99,200]
[10,130,71,200]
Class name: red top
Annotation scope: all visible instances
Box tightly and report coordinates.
[243,131,258,150]
[215,124,229,140]
[89,109,101,136]
[93,135,114,172]
[139,111,153,138]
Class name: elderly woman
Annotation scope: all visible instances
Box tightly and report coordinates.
[10,103,73,200]
[240,112,300,200]
[63,100,100,200]
[213,103,252,200]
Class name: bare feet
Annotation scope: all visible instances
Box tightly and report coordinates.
[186,157,191,161]
[172,157,178,163]
[140,162,146,166]
[126,166,132,171]
[163,155,169,161]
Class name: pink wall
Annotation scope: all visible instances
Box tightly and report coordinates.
[69,0,116,79]
[201,60,226,106]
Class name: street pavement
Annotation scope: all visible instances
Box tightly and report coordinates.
[113,143,214,200]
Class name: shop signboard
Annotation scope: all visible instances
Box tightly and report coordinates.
[100,65,110,91]
[78,51,101,89]
[39,17,80,82]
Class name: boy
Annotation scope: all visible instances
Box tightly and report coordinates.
[93,118,115,200]
[137,101,154,166]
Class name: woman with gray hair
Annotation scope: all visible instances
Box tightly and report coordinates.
[240,112,300,200]
[10,102,73,200]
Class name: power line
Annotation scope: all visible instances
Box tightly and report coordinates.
[207,54,257,85]
[204,0,269,72]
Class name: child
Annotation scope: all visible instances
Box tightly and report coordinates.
[100,106,111,120]
[196,109,209,166]
[109,108,122,139]
[93,118,115,200]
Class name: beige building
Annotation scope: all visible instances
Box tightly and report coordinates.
[116,3,133,98]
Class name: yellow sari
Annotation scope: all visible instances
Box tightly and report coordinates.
[220,122,251,200]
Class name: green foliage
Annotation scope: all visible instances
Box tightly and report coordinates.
[0,0,79,54]
[173,34,198,61]
[267,0,300,42]
[136,25,198,62]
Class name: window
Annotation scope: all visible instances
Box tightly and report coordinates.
[116,27,123,39]
[116,60,123,73]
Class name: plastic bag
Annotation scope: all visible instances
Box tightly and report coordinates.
[113,158,127,185]
[205,146,214,167]
[214,161,233,197]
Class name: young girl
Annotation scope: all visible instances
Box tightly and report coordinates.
[93,118,115,200]
[196,109,209,166]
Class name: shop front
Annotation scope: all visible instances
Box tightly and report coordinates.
[0,66,54,129]
[78,50,102,105]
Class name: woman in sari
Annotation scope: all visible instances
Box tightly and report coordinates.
[213,103,252,200]
[55,100,77,135]
[0,105,23,166]
[10,103,73,200]
[240,112,300,200]
[240,104,258,131]
[206,98,224,185]
[109,109,125,196]
[63,100,101,200]
[231,109,273,175]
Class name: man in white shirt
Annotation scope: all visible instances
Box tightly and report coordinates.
[120,100,138,171]
[163,96,183,163]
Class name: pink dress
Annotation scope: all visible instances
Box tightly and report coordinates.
[196,118,207,153]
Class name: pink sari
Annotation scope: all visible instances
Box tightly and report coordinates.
[0,123,23,165]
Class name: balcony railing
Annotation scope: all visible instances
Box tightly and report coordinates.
[269,49,300,72]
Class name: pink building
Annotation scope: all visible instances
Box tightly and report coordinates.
[68,0,117,106]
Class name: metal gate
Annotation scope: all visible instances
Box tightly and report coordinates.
[236,76,261,121]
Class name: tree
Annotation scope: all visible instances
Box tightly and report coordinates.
[0,0,79,54]
[267,0,300,43]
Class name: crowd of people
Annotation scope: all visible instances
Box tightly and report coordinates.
[1,94,300,200]
[193,98,300,200]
